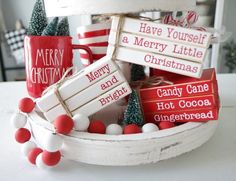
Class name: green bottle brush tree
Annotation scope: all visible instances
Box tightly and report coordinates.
[123,89,144,126]
[27,0,69,36]
[223,40,236,73]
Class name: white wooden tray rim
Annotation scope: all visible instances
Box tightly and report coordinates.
[28,111,218,166]
[43,0,196,17]
[28,111,217,141]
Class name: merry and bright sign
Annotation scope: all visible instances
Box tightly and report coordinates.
[107,16,212,78]
[36,57,131,122]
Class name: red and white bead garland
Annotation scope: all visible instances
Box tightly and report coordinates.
[12,97,177,169]
[11,97,65,169]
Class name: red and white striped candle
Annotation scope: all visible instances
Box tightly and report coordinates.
[77,22,111,67]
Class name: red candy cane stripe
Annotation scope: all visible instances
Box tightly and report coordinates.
[78,35,109,45]
[80,53,106,60]
[186,11,199,26]
[193,27,207,32]
[85,42,109,47]
[162,14,173,24]
[162,11,203,31]
[78,29,111,39]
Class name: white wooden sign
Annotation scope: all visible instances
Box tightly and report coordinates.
[107,46,203,78]
[109,31,207,63]
[37,57,117,112]
[111,16,212,48]
[107,16,212,78]
[36,57,131,122]
[44,82,131,122]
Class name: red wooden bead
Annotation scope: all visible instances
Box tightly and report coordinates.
[28,148,43,165]
[123,124,141,134]
[159,122,176,130]
[42,150,61,166]
[15,128,31,143]
[88,120,106,134]
[53,115,74,135]
[18,97,35,113]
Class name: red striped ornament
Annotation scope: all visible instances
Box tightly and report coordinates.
[77,22,111,67]
[161,14,173,25]
[186,11,199,26]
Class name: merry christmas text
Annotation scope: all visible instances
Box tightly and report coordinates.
[30,48,66,84]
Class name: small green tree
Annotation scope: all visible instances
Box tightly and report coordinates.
[27,0,48,35]
[57,17,70,36]
[131,64,146,82]
[223,40,236,73]
[123,90,144,126]
[42,17,59,36]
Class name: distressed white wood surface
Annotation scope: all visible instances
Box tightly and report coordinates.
[107,46,203,78]
[43,0,196,17]
[43,70,126,121]
[36,57,118,112]
[29,111,217,166]
[1,74,236,181]
[65,71,125,111]
[44,82,131,122]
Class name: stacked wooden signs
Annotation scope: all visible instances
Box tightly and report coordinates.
[36,57,131,122]
[107,16,212,78]
[139,68,220,123]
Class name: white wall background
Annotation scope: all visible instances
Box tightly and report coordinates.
[219,0,236,73]
[1,0,82,40]
[0,0,236,81]
[223,0,236,41]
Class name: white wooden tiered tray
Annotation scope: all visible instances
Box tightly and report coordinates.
[39,0,218,167]
[43,0,196,17]
[28,111,218,166]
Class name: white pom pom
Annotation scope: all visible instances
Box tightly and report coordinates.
[106,124,123,135]
[11,112,27,128]
[73,114,90,131]
[36,153,50,170]
[142,123,159,133]
[21,141,37,156]
[42,133,63,152]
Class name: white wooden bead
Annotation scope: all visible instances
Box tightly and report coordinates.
[142,123,159,133]
[29,110,218,166]
[21,141,37,156]
[36,153,50,170]
[42,133,63,152]
[106,124,123,135]
[11,112,27,128]
[73,114,90,131]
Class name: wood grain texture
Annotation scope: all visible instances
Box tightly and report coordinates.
[43,0,196,17]
[28,111,218,166]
